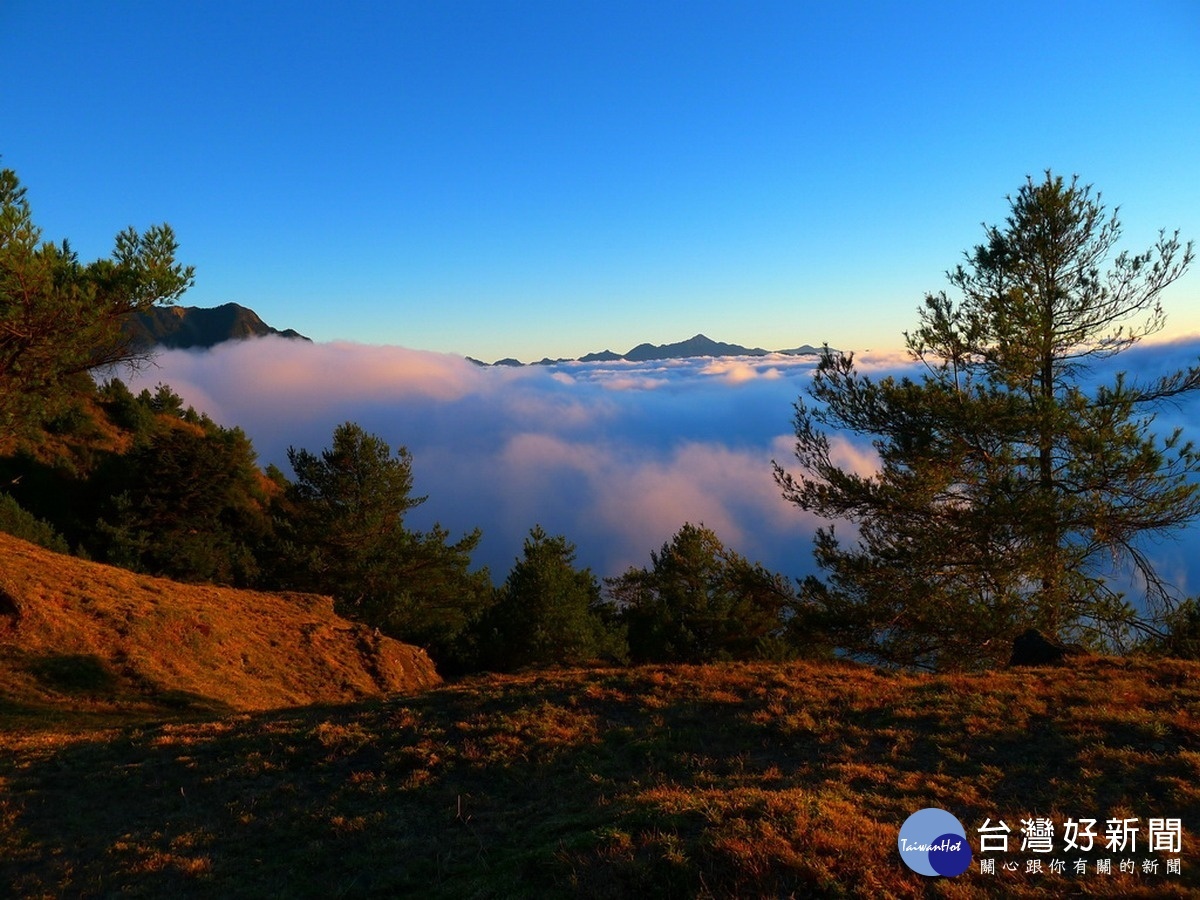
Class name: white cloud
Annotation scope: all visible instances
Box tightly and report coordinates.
[599,375,670,392]
[123,335,1200,594]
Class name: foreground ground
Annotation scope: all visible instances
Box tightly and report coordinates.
[2,657,1198,898]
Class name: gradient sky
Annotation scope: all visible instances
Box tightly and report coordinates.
[3,1,1199,361]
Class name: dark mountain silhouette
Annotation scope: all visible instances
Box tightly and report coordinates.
[478,334,829,366]
[624,334,770,361]
[124,302,310,351]
[578,349,624,363]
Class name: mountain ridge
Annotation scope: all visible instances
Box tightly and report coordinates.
[470,333,831,367]
[124,302,311,351]
[125,303,829,365]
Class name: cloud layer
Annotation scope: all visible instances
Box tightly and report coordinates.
[127,336,1200,598]
[128,340,837,578]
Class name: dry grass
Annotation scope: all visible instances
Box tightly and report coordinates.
[3,657,1199,897]
[0,532,439,721]
[3,533,1197,896]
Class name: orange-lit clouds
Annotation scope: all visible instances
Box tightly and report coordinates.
[126,338,831,577]
[141,337,491,415]
[699,359,784,383]
[496,433,816,573]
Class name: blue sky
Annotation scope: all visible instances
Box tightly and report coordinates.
[3,1,1199,361]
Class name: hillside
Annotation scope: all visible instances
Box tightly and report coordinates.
[0,532,439,717]
[123,302,311,351]
[2,644,1199,895]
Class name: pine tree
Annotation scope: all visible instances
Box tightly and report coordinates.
[606,523,806,663]
[284,422,491,670]
[775,173,1197,669]
[0,167,193,433]
[93,410,270,585]
[482,525,621,670]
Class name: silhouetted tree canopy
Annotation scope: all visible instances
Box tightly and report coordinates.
[480,525,624,671]
[776,172,1197,669]
[606,523,809,663]
[0,166,193,434]
[95,420,269,584]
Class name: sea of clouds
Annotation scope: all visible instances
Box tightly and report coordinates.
[126,336,1200,596]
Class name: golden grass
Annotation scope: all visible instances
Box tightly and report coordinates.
[0,532,439,721]
[3,658,1199,897]
[3,533,1198,896]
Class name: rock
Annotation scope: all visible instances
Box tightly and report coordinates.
[1008,628,1069,666]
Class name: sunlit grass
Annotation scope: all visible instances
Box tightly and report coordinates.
[3,658,1198,897]
[0,531,439,723]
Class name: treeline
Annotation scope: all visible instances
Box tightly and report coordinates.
[0,378,826,674]
[7,162,1200,672]
[0,162,821,675]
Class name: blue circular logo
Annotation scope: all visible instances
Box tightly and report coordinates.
[898,808,972,877]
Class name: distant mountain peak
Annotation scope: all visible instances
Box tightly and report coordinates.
[777,343,826,356]
[578,349,623,363]
[623,334,770,362]
[124,302,311,351]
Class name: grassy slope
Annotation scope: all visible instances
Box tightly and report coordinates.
[0,532,439,720]
[2,654,1199,898]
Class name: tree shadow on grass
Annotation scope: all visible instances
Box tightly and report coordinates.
[28,653,119,695]
[1,650,235,727]
[1,662,1198,898]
